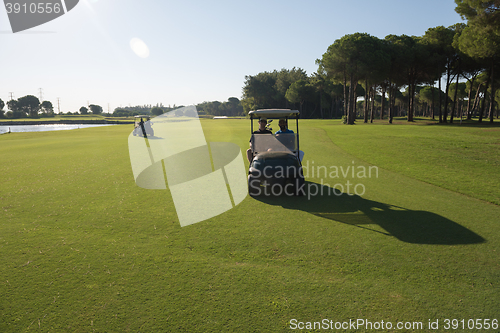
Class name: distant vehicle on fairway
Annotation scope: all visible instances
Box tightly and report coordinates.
[132,115,154,137]
[247,109,305,196]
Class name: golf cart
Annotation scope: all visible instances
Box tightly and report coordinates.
[132,115,154,137]
[247,109,305,196]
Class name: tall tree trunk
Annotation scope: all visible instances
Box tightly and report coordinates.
[380,84,386,120]
[431,84,435,120]
[319,90,323,119]
[353,89,357,121]
[479,70,491,123]
[388,83,393,124]
[408,83,415,122]
[348,73,355,124]
[450,71,459,124]
[370,87,375,123]
[466,76,476,120]
[407,83,411,121]
[443,67,452,123]
[391,85,396,123]
[489,61,495,123]
[479,93,487,123]
[330,95,335,119]
[412,84,416,121]
[438,78,443,123]
[364,79,369,123]
[343,72,348,120]
[471,83,483,117]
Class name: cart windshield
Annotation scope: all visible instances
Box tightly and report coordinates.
[251,133,297,154]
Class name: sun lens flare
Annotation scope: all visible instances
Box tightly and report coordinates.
[130,37,150,58]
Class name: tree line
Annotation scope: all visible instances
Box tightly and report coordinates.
[0,95,55,118]
[111,103,176,117]
[0,96,247,119]
[241,0,499,124]
[111,98,245,118]
[0,95,105,119]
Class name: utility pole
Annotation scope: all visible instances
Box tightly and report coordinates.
[8,92,14,100]
[39,88,43,102]
[57,98,60,114]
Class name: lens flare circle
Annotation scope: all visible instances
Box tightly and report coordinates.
[130,38,150,58]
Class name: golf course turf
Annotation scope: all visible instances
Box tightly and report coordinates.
[1,119,499,332]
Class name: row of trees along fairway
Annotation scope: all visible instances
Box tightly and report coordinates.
[111,98,245,118]
[111,104,180,117]
[0,96,54,118]
[0,96,104,118]
[241,0,499,124]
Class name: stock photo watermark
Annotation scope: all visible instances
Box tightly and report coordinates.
[289,318,499,331]
[128,106,248,227]
[3,0,79,33]
[249,160,379,198]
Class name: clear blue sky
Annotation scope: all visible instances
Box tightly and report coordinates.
[1,0,464,113]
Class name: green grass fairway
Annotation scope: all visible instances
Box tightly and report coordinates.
[1,120,499,332]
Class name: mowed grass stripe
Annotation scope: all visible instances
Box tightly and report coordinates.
[314,120,500,205]
[0,121,498,332]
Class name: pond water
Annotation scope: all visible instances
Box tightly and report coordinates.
[0,124,115,134]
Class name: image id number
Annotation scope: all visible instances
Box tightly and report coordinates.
[5,2,62,14]
[443,319,498,330]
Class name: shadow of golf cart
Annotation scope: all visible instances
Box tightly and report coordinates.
[247,109,305,197]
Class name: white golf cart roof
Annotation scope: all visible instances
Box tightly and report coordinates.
[135,115,150,118]
[248,109,299,119]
